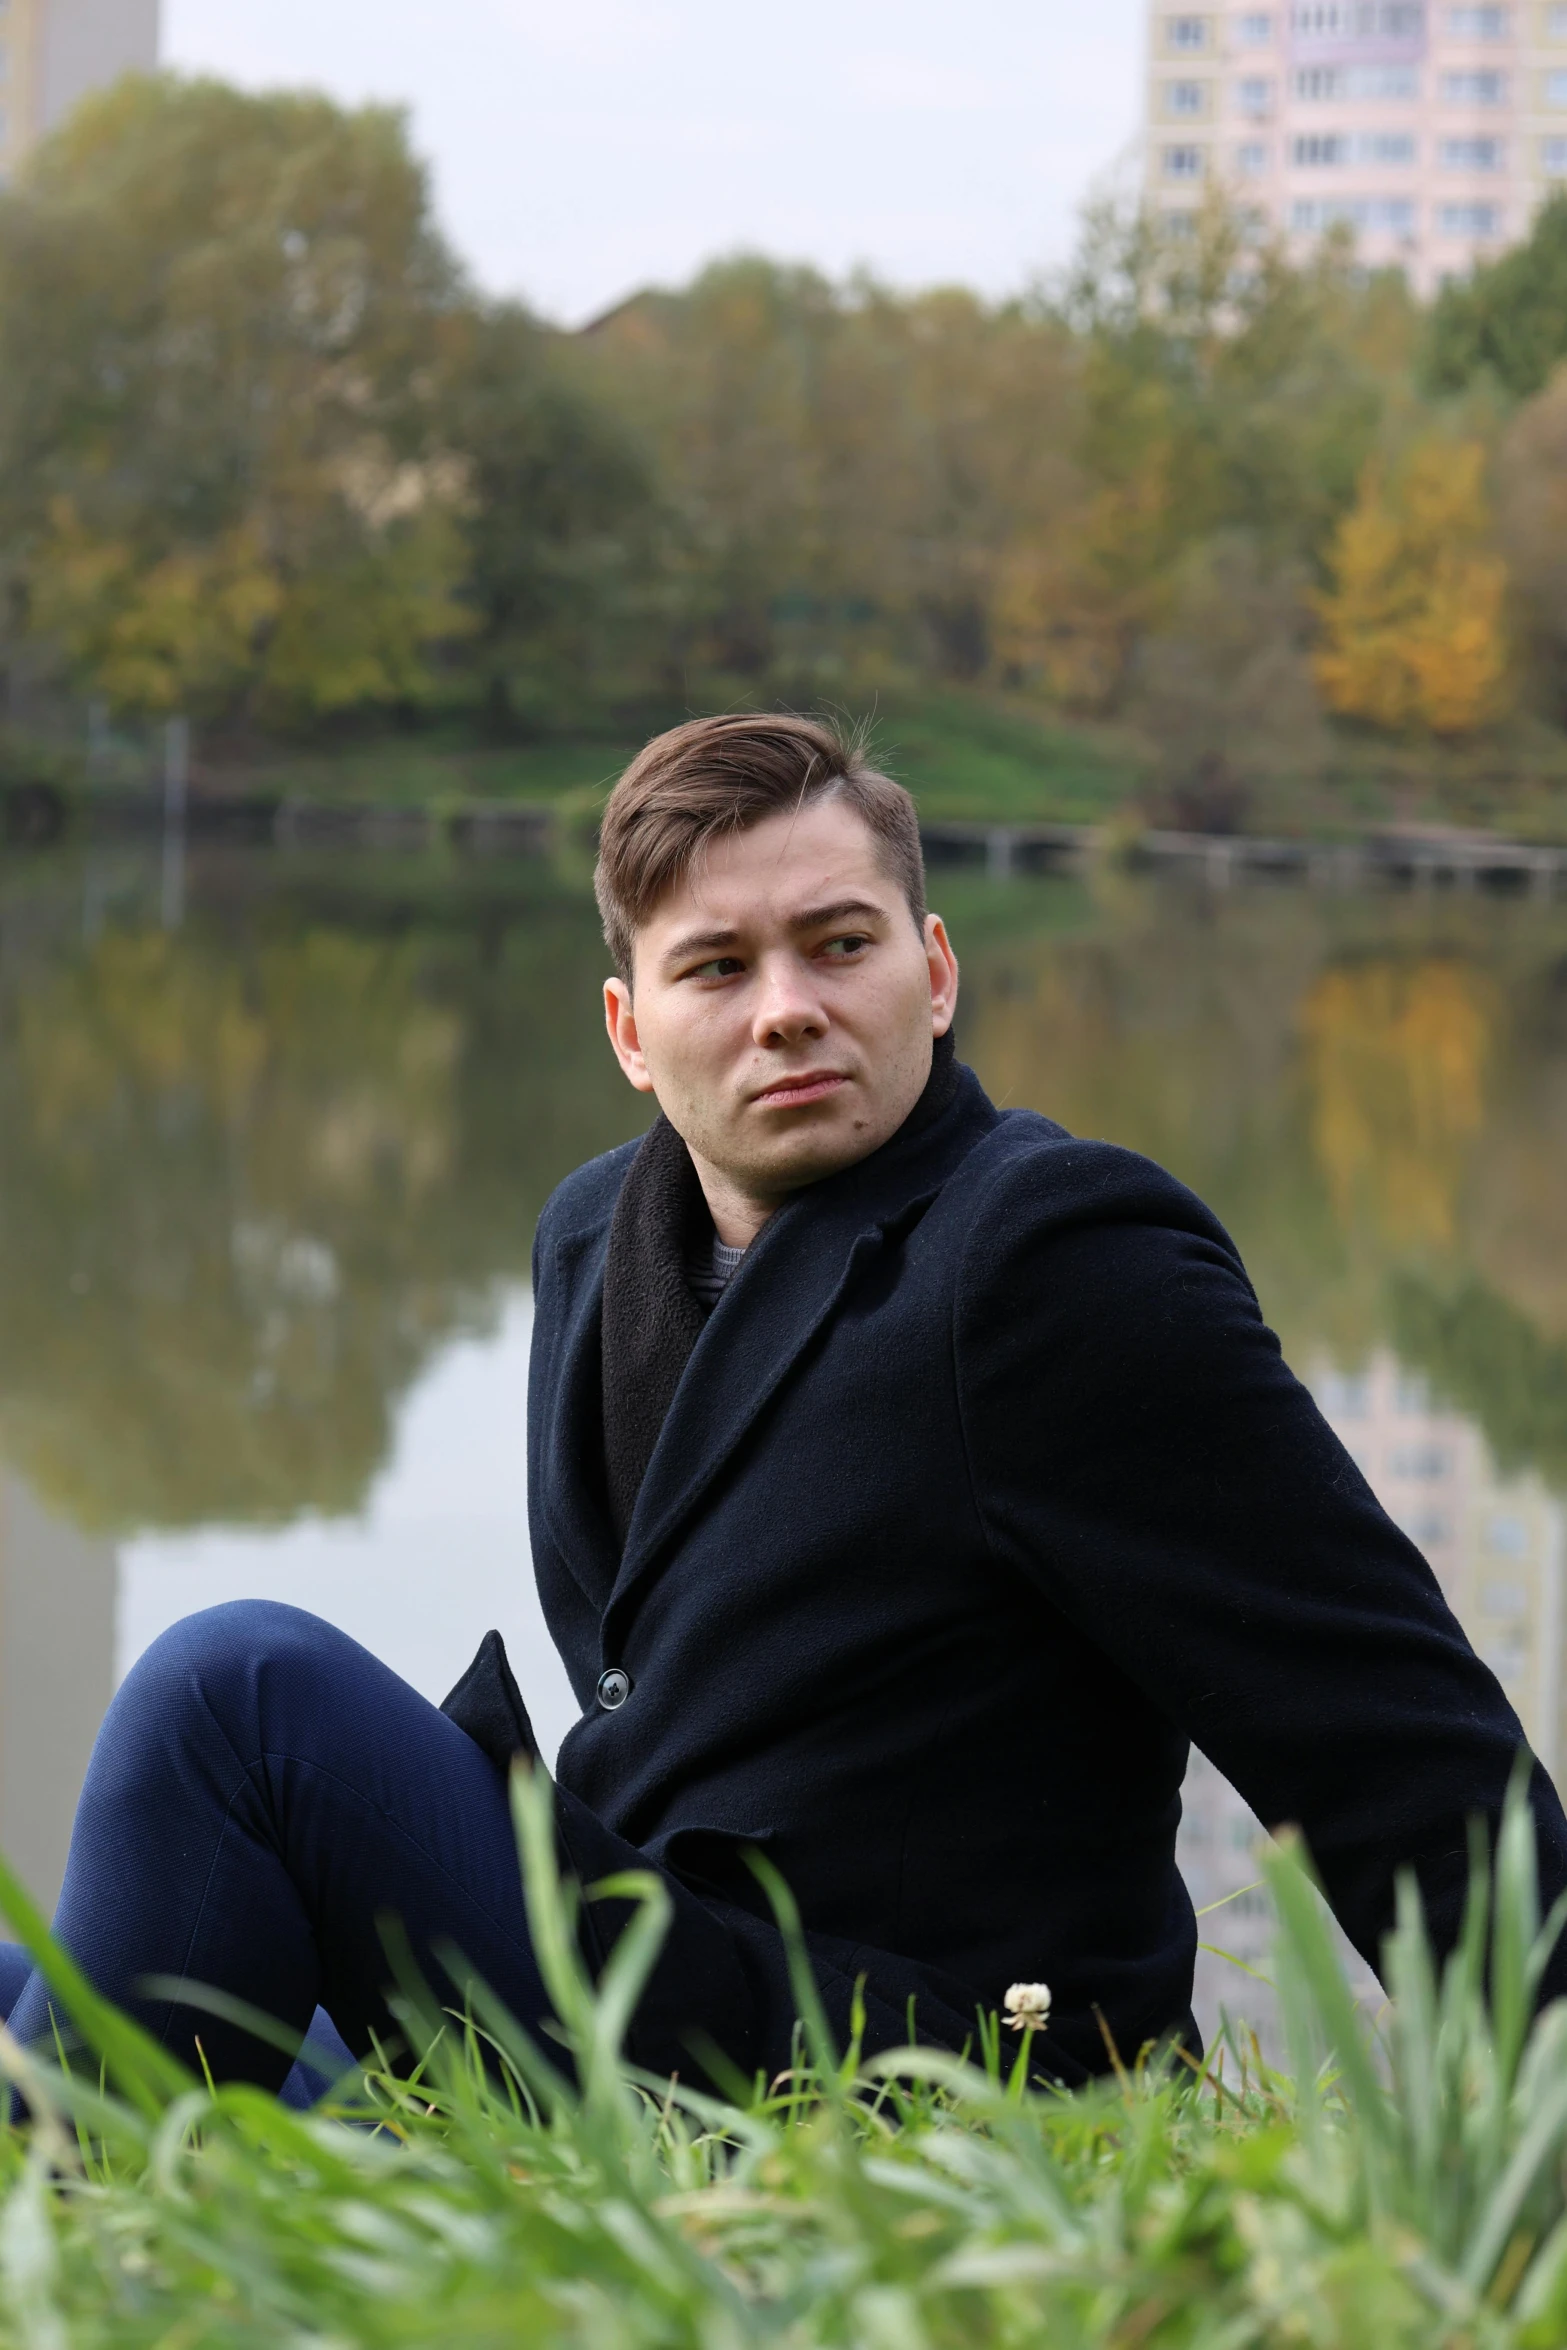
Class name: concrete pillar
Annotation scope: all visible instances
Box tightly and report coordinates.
[0,1476,117,1927]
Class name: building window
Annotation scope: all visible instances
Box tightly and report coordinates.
[1440,134,1503,166]
[1543,133,1567,171]
[1549,69,1567,103]
[1438,199,1502,232]
[1163,143,1207,176]
[1317,1371,1370,1418]
[1483,1574,1529,1613]
[1165,79,1208,114]
[1236,76,1274,113]
[1292,194,1417,230]
[1445,4,1507,30]
[1166,14,1210,45]
[1441,69,1506,102]
[1481,1635,1527,1684]
[1292,3,1425,30]
[1236,140,1271,173]
[1293,130,1418,163]
[1401,1511,1452,1546]
[1387,1441,1452,1477]
[1551,3,1567,36]
[1486,1519,1530,1559]
[1163,208,1200,236]
[1236,10,1274,37]
[1295,63,1420,99]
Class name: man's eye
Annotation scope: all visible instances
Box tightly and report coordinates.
[820,934,871,960]
[688,957,745,980]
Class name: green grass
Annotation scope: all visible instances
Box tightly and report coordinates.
[858,693,1145,827]
[2,1774,1567,2344]
[236,733,638,809]
[39,685,1567,841]
[203,692,1147,828]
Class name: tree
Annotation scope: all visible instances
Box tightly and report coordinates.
[578,257,1084,695]
[1127,533,1327,829]
[1312,440,1510,735]
[443,304,665,733]
[1426,191,1567,399]
[1497,365,1567,720]
[0,75,473,724]
[1008,197,1410,713]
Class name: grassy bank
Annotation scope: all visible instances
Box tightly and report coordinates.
[205,692,1145,830]
[2,1774,1567,2346]
[17,685,1567,846]
[192,693,1567,843]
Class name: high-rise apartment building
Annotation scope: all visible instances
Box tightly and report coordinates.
[0,0,160,180]
[1144,3,1567,292]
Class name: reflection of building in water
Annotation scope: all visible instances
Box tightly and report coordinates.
[0,1475,116,1922]
[1315,1352,1566,1775]
[1177,1349,1567,2054]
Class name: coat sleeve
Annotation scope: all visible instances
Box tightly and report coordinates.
[953,1137,1567,1995]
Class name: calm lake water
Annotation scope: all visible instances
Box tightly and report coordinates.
[3,834,1565,2044]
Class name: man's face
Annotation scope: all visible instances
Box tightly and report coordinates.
[603,798,959,1214]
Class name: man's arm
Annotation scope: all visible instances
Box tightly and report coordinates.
[954,1139,1567,1995]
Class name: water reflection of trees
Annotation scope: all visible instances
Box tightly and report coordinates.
[4,861,1567,1530]
[0,865,643,1530]
[960,881,1567,1491]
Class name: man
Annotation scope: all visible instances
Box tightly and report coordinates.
[5,711,1565,2092]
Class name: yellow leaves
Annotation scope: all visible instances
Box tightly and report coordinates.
[261,508,474,716]
[1299,957,1493,1250]
[993,471,1176,711]
[30,497,472,721]
[992,545,1128,711]
[1312,441,1511,736]
[29,506,282,716]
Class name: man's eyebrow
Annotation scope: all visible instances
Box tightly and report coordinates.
[787,898,885,932]
[661,925,740,966]
[661,899,887,967]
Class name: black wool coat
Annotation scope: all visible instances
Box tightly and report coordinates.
[454,1057,1567,2086]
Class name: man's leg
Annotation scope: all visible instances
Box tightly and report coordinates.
[4,1599,550,2093]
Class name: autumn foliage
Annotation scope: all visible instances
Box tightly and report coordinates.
[6,80,1567,767]
[1313,444,1510,737]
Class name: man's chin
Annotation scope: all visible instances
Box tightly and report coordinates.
[738,1125,890,1198]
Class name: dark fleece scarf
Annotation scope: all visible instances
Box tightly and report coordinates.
[600,1030,959,1545]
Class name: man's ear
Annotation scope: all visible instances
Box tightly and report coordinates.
[603,976,658,1094]
[926,915,959,1037]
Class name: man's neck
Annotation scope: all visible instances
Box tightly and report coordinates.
[687,1157,780,1251]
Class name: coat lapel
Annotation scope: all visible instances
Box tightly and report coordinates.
[601,1061,997,1654]
[536,1221,623,1615]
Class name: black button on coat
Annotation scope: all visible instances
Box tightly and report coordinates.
[496,1062,1567,2085]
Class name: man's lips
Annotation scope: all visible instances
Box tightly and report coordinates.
[749,1071,850,1109]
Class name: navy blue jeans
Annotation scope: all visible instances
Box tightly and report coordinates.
[0,1601,550,2101]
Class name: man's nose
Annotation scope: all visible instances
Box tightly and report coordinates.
[751,957,827,1046]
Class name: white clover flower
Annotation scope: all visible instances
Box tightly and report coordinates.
[1003,1982,1052,2033]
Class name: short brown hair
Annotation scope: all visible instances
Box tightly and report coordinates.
[595,712,926,981]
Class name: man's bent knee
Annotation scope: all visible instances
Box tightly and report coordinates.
[97,1601,369,1786]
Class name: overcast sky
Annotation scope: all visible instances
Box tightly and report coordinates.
[162,1,1146,325]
